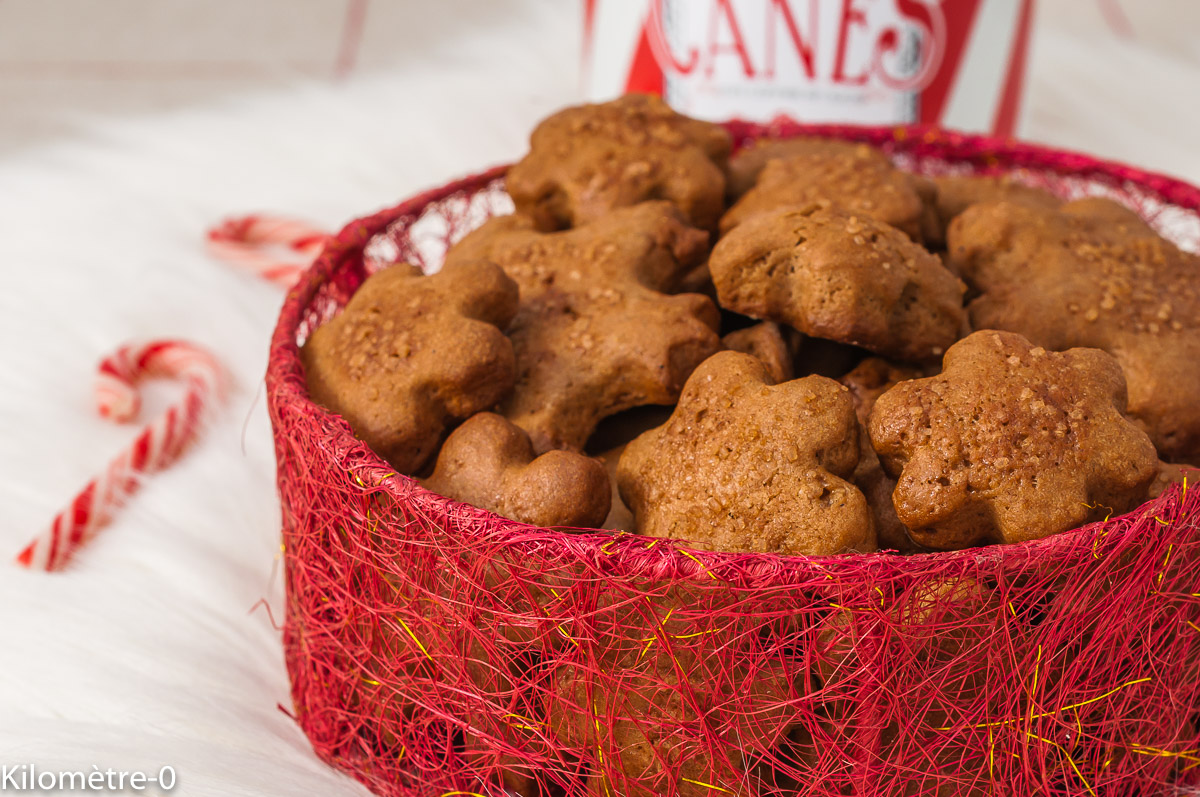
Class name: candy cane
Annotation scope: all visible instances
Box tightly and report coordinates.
[206,214,331,288]
[16,341,227,572]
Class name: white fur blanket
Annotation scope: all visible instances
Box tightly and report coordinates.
[1,4,1198,795]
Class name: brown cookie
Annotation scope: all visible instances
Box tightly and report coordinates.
[710,203,966,362]
[929,174,1060,248]
[819,574,997,707]
[618,351,875,556]
[840,358,927,553]
[301,260,518,473]
[947,197,1200,461]
[1149,461,1197,499]
[817,576,1001,794]
[726,136,867,199]
[869,330,1157,549]
[792,336,866,380]
[555,664,785,797]
[506,93,732,231]
[445,201,722,453]
[722,321,794,383]
[587,405,676,534]
[1061,195,1160,231]
[677,262,717,301]
[348,580,541,796]
[597,443,636,533]
[550,592,798,797]
[424,412,610,528]
[720,145,937,240]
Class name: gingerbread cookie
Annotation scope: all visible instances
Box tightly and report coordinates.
[929,174,1060,247]
[869,330,1157,549]
[301,260,518,473]
[348,580,541,796]
[597,444,636,533]
[722,321,794,383]
[818,576,1001,795]
[445,201,722,452]
[840,358,927,553]
[586,405,676,534]
[550,592,798,797]
[618,351,875,556]
[726,136,866,198]
[506,93,732,231]
[1061,195,1160,232]
[710,203,966,362]
[424,412,610,528]
[947,197,1200,461]
[720,145,938,240]
[1149,461,1197,499]
[819,575,997,710]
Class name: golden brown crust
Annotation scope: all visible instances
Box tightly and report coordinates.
[947,197,1200,461]
[596,443,636,533]
[929,174,1060,247]
[1149,460,1197,499]
[868,330,1158,549]
[711,203,966,362]
[839,358,928,553]
[726,136,866,199]
[424,413,611,528]
[445,202,722,453]
[301,260,518,473]
[720,144,937,240]
[618,351,875,556]
[506,93,732,231]
[722,321,794,383]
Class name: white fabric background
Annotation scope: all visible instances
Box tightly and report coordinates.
[1,2,1198,795]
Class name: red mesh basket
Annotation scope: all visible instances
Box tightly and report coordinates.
[267,121,1200,797]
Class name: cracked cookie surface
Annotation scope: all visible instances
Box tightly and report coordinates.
[721,144,937,240]
[711,203,965,362]
[869,330,1157,549]
[302,260,518,473]
[506,93,732,231]
[618,351,875,556]
[446,202,722,452]
[948,197,1200,461]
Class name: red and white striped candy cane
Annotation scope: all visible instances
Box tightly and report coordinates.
[16,340,227,572]
[206,214,331,288]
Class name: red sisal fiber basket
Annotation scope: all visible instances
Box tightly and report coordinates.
[267,121,1200,797]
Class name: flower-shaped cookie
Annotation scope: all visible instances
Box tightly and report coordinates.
[301,260,518,473]
[618,351,875,556]
[928,174,1060,247]
[725,135,865,198]
[720,144,937,240]
[839,358,927,552]
[722,321,794,384]
[1149,460,1197,499]
[445,201,722,452]
[506,93,732,231]
[947,197,1200,462]
[710,203,966,362]
[424,412,610,528]
[869,331,1157,549]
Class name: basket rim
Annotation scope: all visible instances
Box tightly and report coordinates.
[266,119,1200,585]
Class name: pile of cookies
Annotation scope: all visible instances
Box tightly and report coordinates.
[302,93,1199,556]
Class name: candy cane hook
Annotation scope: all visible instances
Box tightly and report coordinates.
[206,214,331,288]
[16,341,227,572]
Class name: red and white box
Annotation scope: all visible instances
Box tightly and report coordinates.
[583,0,1036,136]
